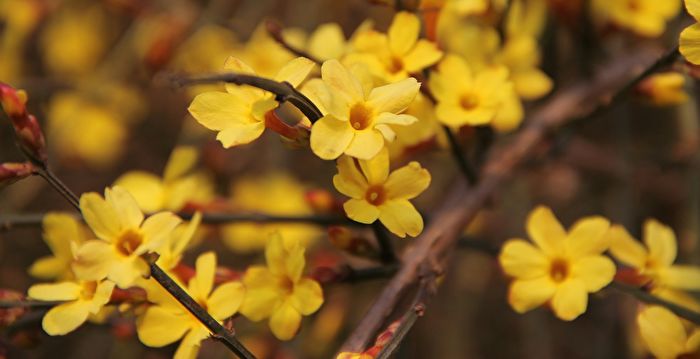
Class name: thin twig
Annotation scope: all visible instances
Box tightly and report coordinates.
[610,282,700,325]
[36,167,80,211]
[265,20,322,64]
[149,263,256,359]
[442,125,479,184]
[174,73,323,123]
[372,223,398,264]
[0,212,357,232]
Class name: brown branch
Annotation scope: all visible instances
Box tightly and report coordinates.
[265,20,322,64]
[173,72,323,123]
[339,46,667,352]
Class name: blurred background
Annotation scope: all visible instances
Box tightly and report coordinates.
[0,0,697,358]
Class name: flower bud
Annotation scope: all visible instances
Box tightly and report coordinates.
[0,162,36,189]
[0,83,48,165]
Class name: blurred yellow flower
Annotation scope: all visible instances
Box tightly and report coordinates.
[0,0,41,84]
[592,0,680,37]
[236,23,301,78]
[137,252,245,359]
[303,23,349,61]
[499,206,615,321]
[222,173,322,253]
[637,306,700,359]
[638,72,688,106]
[114,146,214,212]
[348,11,443,82]
[29,213,89,280]
[681,0,700,65]
[389,93,442,155]
[155,212,202,273]
[47,91,127,169]
[608,219,700,311]
[333,148,431,238]
[429,55,518,129]
[73,187,182,288]
[188,56,315,148]
[28,279,115,335]
[39,5,112,76]
[239,233,323,340]
[309,59,420,160]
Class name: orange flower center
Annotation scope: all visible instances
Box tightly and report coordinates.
[365,185,386,206]
[280,276,295,295]
[388,56,404,74]
[626,0,639,11]
[549,258,569,283]
[350,103,373,130]
[80,281,98,300]
[459,92,479,111]
[115,229,144,256]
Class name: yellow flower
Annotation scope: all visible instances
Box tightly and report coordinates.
[638,72,689,106]
[309,59,420,160]
[236,23,300,78]
[114,146,214,212]
[39,5,112,76]
[73,186,182,288]
[137,252,245,359]
[681,0,700,65]
[239,233,323,340]
[304,23,349,61]
[389,93,442,155]
[188,56,315,148]
[429,54,516,128]
[608,219,700,311]
[637,306,700,359]
[592,0,680,37]
[28,279,115,335]
[333,148,431,238]
[47,91,128,169]
[348,11,443,82]
[156,212,202,272]
[29,213,89,280]
[222,173,322,253]
[499,206,615,321]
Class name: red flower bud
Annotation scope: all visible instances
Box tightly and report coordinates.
[0,162,36,189]
[0,83,48,165]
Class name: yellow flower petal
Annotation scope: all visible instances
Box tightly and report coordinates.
[285,243,306,283]
[106,256,150,288]
[310,115,354,160]
[163,146,198,182]
[301,79,330,115]
[388,11,419,55]
[274,57,315,88]
[344,199,380,224]
[403,40,443,73]
[216,122,266,148]
[333,155,368,198]
[290,278,323,315]
[29,257,69,280]
[358,147,389,184]
[79,192,121,241]
[321,59,363,108]
[207,281,245,320]
[435,103,493,127]
[139,212,182,254]
[512,68,553,100]
[73,240,113,281]
[137,306,190,347]
[188,91,251,131]
[265,234,288,276]
[644,219,677,267]
[174,327,209,359]
[571,256,616,292]
[550,279,588,321]
[526,206,566,256]
[378,199,423,238]
[90,280,115,312]
[384,161,431,200]
[28,282,81,301]
[42,213,82,257]
[375,113,418,126]
[269,301,302,340]
[367,77,420,115]
[566,216,610,258]
[345,129,385,160]
[190,252,216,299]
[499,239,549,279]
[113,172,165,213]
[42,301,92,335]
[508,277,556,313]
[658,265,700,290]
[638,306,688,359]
[308,23,346,61]
[607,225,647,269]
[687,0,700,20]
[106,187,144,229]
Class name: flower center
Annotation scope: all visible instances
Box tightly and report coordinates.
[459,92,479,111]
[280,276,294,295]
[349,103,373,130]
[80,281,98,300]
[627,0,639,11]
[115,229,144,256]
[549,258,569,283]
[389,56,404,74]
[365,185,386,206]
